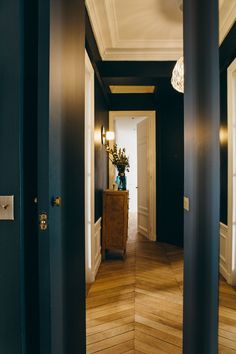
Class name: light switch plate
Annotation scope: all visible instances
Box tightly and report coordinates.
[0,196,14,220]
[184,196,190,212]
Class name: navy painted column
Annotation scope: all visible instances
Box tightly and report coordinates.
[183,0,220,353]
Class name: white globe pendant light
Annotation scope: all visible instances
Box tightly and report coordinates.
[171,56,184,93]
[171,2,184,93]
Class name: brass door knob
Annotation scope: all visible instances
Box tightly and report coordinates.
[52,196,62,207]
[39,213,48,231]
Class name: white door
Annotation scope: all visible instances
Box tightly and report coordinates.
[137,117,156,241]
[137,119,149,238]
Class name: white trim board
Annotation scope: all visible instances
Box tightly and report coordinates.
[85,51,96,284]
[227,58,236,286]
[109,111,156,242]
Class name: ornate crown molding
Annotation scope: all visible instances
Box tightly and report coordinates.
[86,0,236,61]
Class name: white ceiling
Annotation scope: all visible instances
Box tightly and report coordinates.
[86,0,236,61]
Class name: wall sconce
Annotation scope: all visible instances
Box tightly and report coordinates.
[101,126,106,145]
[106,131,115,141]
[101,126,115,145]
[219,127,228,145]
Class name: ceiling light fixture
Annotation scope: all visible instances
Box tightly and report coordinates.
[171,56,184,93]
[171,1,184,93]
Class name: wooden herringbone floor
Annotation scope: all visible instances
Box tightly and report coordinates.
[86,214,236,353]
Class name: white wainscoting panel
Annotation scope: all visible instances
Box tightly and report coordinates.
[93,217,102,281]
[86,217,102,284]
[219,222,230,283]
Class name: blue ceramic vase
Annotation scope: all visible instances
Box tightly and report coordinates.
[116,165,127,190]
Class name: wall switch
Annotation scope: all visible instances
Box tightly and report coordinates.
[184,196,190,212]
[0,196,14,220]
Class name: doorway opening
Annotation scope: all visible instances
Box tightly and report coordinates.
[109,111,156,241]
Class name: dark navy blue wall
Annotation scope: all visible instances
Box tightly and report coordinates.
[0,1,24,353]
[94,78,109,221]
[156,82,184,247]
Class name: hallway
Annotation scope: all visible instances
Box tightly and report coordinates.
[86,215,236,353]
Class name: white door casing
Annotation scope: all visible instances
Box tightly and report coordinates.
[227,58,236,286]
[85,51,101,284]
[109,111,156,241]
[137,119,149,238]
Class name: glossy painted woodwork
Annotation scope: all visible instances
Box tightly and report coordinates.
[37,0,86,353]
[183,0,220,352]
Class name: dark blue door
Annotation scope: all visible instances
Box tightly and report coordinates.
[37,1,63,353]
[37,1,86,354]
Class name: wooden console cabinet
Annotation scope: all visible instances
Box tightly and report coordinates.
[102,190,129,259]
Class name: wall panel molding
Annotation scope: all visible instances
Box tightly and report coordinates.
[219,222,231,283]
[94,217,102,280]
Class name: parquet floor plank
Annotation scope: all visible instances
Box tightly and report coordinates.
[86,213,236,353]
[87,324,135,345]
[91,340,134,354]
[87,331,134,353]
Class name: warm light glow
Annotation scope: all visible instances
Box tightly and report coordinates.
[101,125,106,145]
[106,131,115,141]
[219,127,228,145]
[171,56,184,93]
[94,130,101,144]
[109,85,155,94]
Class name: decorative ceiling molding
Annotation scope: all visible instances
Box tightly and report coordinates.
[86,0,107,59]
[86,0,236,61]
[104,0,119,46]
[219,0,236,44]
[86,0,183,61]
[103,48,183,61]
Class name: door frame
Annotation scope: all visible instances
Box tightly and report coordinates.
[109,111,156,241]
[85,51,95,283]
[227,58,236,285]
